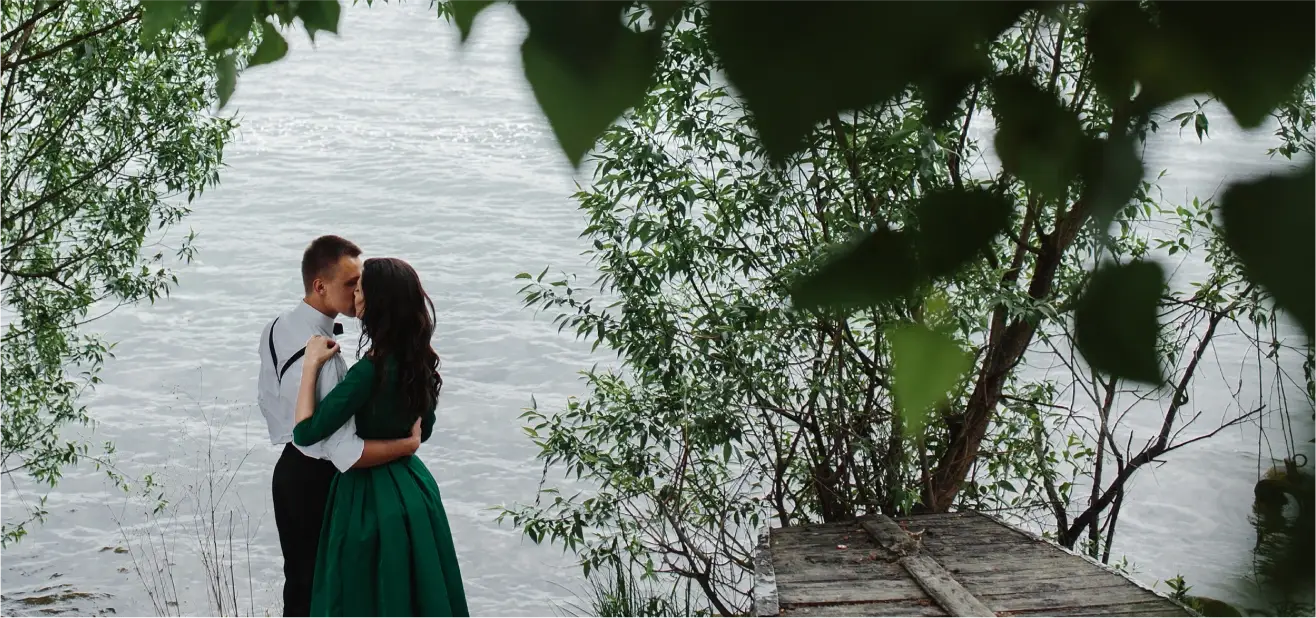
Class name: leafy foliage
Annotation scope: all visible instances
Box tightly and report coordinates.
[497,5,1312,612]
[1,0,235,544]
[1074,261,1166,384]
[888,324,971,437]
[566,563,710,618]
[790,188,1013,310]
[158,0,1313,397]
[53,2,1312,603]
[1219,164,1316,337]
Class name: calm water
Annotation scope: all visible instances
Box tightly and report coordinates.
[1,4,1310,616]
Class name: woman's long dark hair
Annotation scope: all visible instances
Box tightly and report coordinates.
[356,257,442,423]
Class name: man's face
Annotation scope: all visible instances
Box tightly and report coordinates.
[315,256,363,318]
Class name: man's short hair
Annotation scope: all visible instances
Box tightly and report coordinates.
[301,235,362,293]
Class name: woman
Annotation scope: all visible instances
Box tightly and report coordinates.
[293,257,468,617]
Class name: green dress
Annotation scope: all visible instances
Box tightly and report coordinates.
[293,356,469,617]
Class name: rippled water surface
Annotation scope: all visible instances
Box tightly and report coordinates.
[1,4,1311,616]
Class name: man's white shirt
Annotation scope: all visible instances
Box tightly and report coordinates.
[257,301,364,472]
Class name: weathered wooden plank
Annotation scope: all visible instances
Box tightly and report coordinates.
[773,559,911,585]
[772,544,888,571]
[916,530,1047,547]
[913,523,1034,541]
[901,553,997,617]
[899,516,1005,531]
[773,524,867,539]
[774,526,874,551]
[768,515,1187,618]
[777,578,929,605]
[952,560,1105,583]
[1006,598,1192,616]
[756,526,780,617]
[899,517,1031,546]
[979,583,1161,613]
[920,540,1048,559]
[959,572,1151,597]
[955,566,1128,589]
[899,512,984,522]
[913,523,1025,536]
[774,523,866,536]
[909,527,1041,547]
[915,527,1031,545]
[782,599,949,617]
[933,553,1082,574]
[862,516,919,556]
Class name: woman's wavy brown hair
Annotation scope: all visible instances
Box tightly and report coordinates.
[356,257,441,423]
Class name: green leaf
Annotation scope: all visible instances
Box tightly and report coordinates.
[141,0,192,45]
[216,53,237,108]
[1082,136,1145,233]
[889,323,971,436]
[705,2,1035,163]
[249,21,288,68]
[1086,2,1315,127]
[1156,3,1314,128]
[791,188,1011,311]
[1074,261,1166,384]
[199,0,257,54]
[1193,113,1209,143]
[918,59,989,130]
[790,227,919,311]
[450,0,493,42]
[1219,163,1315,337]
[914,187,1013,278]
[297,0,342,41]
[517,3,663,166]
[1084,3,1137,101]
[992,73,1086,199]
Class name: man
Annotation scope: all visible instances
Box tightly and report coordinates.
[257,235,420,617]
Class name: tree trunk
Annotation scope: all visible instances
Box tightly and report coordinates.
[927,201,1090,511]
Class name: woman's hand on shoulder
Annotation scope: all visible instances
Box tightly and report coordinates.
[304,335,340,366]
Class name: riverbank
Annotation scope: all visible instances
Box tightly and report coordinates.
[1,3,1310,616]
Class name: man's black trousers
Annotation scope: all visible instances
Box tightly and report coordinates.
[271,443,336,617]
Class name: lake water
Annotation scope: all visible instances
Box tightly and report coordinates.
[1,4,1311,616]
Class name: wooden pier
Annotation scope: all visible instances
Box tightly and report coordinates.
[753,511,1197,617]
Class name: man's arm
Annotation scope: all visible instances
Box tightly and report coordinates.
[317,358,419,470]
[285,359,419,471]
[353,419,421,468]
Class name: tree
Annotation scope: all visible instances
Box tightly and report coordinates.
[494,5,1312,613]
[0,0,236,545]
[156,0,1313,401]
[146,0,1316,607]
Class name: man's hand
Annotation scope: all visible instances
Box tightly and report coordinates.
[405,418,422,454]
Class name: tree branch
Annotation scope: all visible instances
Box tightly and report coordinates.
[2,10,140,71]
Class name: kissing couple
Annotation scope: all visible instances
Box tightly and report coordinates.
[256,235,469,616]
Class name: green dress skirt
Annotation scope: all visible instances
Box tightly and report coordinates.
[294,356,469,617]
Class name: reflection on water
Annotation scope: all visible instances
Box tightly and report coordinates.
[0,3,1312,616]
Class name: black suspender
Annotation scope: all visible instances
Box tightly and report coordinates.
[268,317,280,369]
[267,316,307,384]
[280,349,306,382]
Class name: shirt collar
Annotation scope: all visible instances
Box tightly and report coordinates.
[293,300,337,337]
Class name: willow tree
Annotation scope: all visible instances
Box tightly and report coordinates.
[496,5,1313,613]
[0,0,235,545]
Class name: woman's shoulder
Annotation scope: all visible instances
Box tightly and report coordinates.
[369,353,401,370]
[346,355,378,377]
[353,354,400,376]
